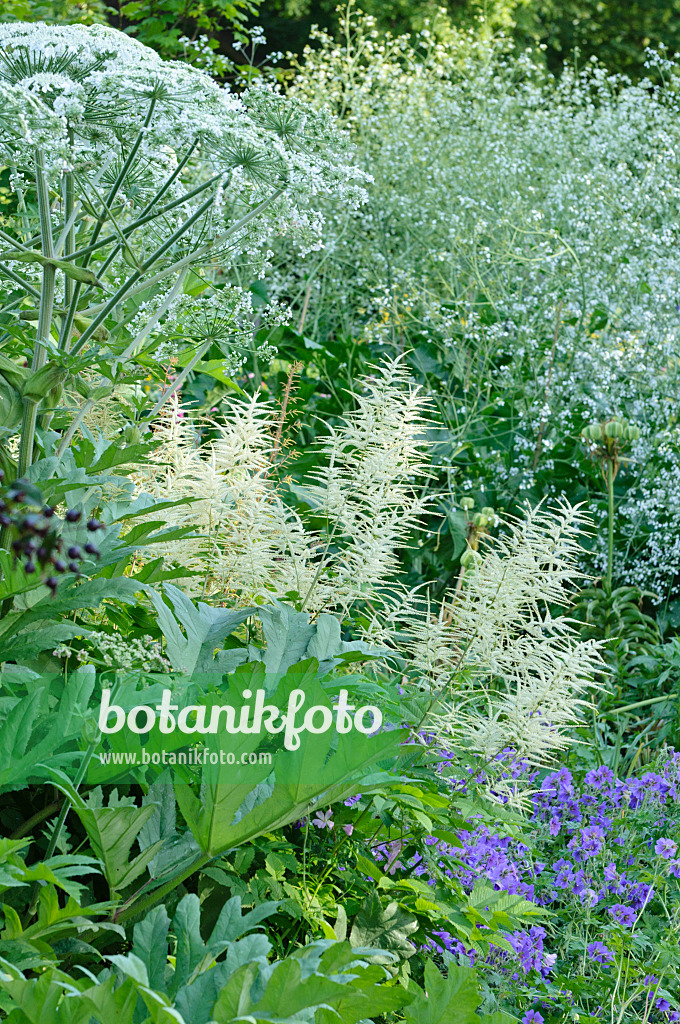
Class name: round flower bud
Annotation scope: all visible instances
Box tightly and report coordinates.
[583,423,603,441]
[460,497,475,512]
[604,420,624,439]
[124,424,142,445]
[460,548,481,569]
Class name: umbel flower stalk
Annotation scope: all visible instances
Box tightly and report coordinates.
[0,21,368,493]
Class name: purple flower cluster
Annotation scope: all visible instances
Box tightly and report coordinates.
[400,751,680,1020]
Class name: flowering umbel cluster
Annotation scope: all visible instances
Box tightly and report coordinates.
[0,21,368,248]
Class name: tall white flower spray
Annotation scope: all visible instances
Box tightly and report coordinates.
[404,502,605,766]
[0,22,368,500]
[136,357,604,767]
[134,358,431,617]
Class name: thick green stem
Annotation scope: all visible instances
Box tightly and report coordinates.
[16,150,56,478]
[606,457,615,595]
[114,853,210,925]
[41,165,75,430]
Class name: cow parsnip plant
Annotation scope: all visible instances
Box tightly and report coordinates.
[0,20,367,488]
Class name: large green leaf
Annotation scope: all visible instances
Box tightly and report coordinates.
[148,583,254,676]
[212,941,408,1024]
[175,663,403,859]
[51,784,163,895]
[403,961,483,1024]
[349,892,418,959]
[0,667,95,792]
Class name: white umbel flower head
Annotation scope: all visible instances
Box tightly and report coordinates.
[0,21,368,248]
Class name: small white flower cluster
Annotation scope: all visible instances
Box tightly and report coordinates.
[53,634,170,672]
[272,12,680,600]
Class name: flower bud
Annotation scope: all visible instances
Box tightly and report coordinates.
[583,423,603,442]
[124,423,142,445]
[460,497,475,512]
[460,548,481,569]
[604,420,624,439]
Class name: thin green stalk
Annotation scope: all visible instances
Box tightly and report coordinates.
[0,262,41,300]
[16,150,56,478]
[606,457,615,595]
[23,728,101,924]
[65,159,215,265]
[68,189,221,358]
[117,267,188,363]
[605,694,676,716]
[53,398,96,461]
[143,338,211,423]
[76,187,285,324]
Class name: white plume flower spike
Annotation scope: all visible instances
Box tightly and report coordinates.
[414,500,605,766]
[133,358,431,616]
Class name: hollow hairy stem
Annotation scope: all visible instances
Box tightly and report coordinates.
[16,150,56,479]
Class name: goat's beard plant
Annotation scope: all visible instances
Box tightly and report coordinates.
[0,21,368,486]
[401,501,605,769]
[133,357,432,614]
[134,356,604,770]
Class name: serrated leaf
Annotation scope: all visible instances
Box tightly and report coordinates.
[403,961,482,1024]
[349,893,418,960]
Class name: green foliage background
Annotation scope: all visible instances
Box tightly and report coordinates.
[4,0,680,76]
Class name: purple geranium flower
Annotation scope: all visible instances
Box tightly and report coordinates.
[587,941,614,965]
[655,838,678,859]
[312,808,333,829]
[609,903,636,928]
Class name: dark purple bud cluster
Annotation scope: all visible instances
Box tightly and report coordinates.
[0,470,105,594]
